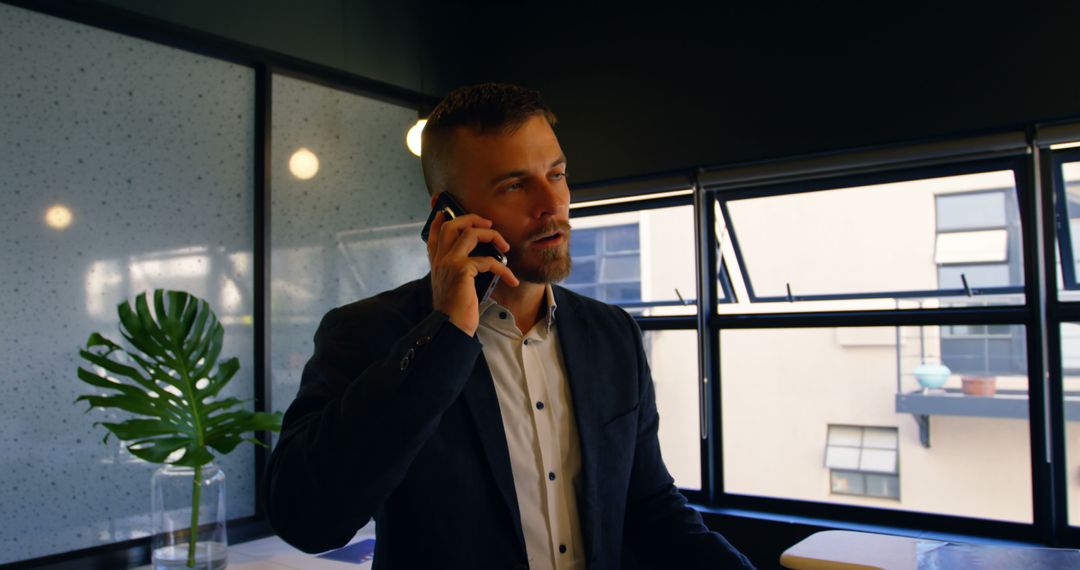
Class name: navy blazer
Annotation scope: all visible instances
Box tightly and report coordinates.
[264,276,753,569]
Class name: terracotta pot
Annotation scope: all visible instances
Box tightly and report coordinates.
[961,375,996,396]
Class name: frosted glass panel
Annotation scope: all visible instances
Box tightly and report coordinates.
[0,4,256,564]
[269,75,429,423]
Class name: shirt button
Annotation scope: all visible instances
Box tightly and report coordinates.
[499,311,508,319]
[524,339,530,346]
[405,348,415,359]
[399,356,410,371]
[536,401,544,410]
[548,471,556,481]
[559,544,567,554]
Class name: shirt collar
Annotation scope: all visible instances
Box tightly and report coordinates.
[479,284,559,333]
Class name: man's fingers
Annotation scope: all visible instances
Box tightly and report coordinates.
[434,213,494,258]
[472,257,519,287]
[426,210,445,260]
[445,227,510,259]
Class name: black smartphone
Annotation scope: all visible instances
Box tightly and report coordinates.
[420,192,507,304]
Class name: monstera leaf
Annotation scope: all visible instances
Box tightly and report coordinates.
[76,289,281,567]
[77,289,280,466]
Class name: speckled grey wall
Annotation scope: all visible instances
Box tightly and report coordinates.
[269,74,429,419]
[0,3,256,564]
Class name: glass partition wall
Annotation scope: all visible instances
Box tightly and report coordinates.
[268,74,429,440]
[0,1,431,566]
[0,3,257,563]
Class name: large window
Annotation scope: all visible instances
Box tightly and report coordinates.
[707,153,1050,534]
[567,199,701,490]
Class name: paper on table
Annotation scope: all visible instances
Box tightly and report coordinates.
[318,539,376,564]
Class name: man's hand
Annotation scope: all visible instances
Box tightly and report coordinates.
[427,211,519,336]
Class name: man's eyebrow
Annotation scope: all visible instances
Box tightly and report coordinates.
[487,154,568,188]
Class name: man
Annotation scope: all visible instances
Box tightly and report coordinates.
[264,83,754,569]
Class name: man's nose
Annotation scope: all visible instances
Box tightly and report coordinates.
[532,177,569,219]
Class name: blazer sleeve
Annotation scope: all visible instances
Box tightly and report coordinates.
[620,310,756,569]
[263,307,482,553]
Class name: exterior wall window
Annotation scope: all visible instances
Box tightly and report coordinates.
[825,425,900,500]
[564,224,641,304]
[935,190,1026,375]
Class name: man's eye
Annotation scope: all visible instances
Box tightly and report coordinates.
[551,172,567,181]
[506,182,524,192]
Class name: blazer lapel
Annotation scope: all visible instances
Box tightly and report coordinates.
[460,354,528,559]
[553,287,601,563]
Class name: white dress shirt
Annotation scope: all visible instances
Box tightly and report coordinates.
[476,285,585,570]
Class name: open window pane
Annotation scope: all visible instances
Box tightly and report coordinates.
[825,446,861,470]
[720,170,1023,310]
[1059,162,1080,296]
[934,230,1008,264]
[860,449,898,473]
[643,329,701,490]
[567,206,696,315]
[721,327,1032,521]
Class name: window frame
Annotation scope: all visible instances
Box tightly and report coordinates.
[716,158,1029,304]
[703,151,1054,543]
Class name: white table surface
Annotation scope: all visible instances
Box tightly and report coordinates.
[780,530,929,570]
[780,529,1080,570]
[134,524,376,570]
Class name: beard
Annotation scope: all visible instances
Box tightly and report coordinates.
[506,221,573,284]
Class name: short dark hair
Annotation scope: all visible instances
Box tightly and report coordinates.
[420,83,557,196]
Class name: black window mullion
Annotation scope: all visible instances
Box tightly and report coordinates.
[1039,145,1074,544]
[252,63,272,520]
[1021,141,1061,545]
[696,177,720,504]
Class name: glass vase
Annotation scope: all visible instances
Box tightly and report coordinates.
[151,463,228,569]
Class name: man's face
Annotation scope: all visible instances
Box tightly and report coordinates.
[446,114,572,284]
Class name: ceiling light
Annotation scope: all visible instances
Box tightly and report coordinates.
[407,119,427,157]
[44,204,73,229]
[289,148,319,180]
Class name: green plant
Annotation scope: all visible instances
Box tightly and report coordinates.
[76,289,281,568]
